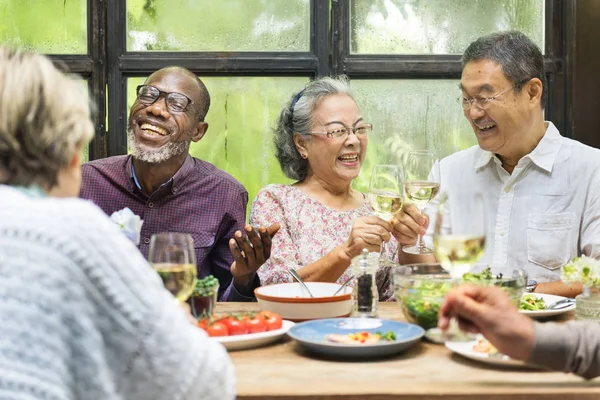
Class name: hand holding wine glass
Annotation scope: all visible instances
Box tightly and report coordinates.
[149,232,197,302]
[402,150,440,255]
[367,164,404,265]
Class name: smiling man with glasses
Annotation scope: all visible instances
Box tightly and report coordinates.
[394,31,600,298]
[80,66,279,302]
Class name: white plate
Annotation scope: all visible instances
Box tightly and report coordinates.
[445,337,532,368]
[519,293,575,318]
[214,320,295,351]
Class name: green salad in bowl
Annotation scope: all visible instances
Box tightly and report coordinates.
[393,264,527,331]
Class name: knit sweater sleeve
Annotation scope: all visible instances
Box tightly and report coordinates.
[68,200,236,400]
[529,321,600,379]
[0,188,234,400]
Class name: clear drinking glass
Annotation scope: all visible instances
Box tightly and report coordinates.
[402,150,441,255]
[149,232,197,302]
[367,164,405,266]
[433,192,486,280]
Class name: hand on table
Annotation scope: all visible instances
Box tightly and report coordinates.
[439,284,535,361]
[229,223,280,290]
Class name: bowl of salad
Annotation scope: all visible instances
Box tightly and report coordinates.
[393,264,527,331]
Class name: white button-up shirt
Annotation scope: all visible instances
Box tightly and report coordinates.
[429,122,600,282]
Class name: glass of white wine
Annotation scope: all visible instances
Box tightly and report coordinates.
[367,164,405,266]
[149,232,197,302]
[433,192,486,343]
[402,150,441,255]
[433,192,486,280]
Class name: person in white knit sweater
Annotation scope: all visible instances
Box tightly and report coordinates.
[0,48,235,399]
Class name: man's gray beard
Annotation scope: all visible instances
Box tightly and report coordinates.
[127,127,190,163]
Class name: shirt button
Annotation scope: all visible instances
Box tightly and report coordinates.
[148,202,154,208]
[504,186,511,193]
[499,229,505,236]
[144,237,150,244]
[172,187,178,194]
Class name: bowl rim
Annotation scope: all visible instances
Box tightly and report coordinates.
[254,282,352,303]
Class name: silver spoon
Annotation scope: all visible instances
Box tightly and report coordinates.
[332,276,353,296]
[288,268,314,298]
[547,298,576,310]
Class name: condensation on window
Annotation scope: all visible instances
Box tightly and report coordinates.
[0,0,87,54]
[126,0,310,52]
[350,0,545,55]
[351,79,476,192]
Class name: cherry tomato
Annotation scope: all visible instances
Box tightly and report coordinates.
[246,316,267,333]
[257,311,283,331]
[222,316,248,336]
[205,321,229,337]
[197,318,210,330]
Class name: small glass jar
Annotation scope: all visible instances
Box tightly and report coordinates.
[575,286,600,321]
[188,283,219,319]
[351,250,379,318]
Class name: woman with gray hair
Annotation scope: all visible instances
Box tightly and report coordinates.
[250,76,420,298]
[0,48,234,400]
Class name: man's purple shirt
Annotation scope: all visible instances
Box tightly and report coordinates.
[80,154,258,301]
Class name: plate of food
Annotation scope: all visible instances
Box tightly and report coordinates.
[519,293,575,318]
[286,318,424,358]
[197,311,294,351]
[445,336,534,368]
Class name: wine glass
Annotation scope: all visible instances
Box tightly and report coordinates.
[402,150,441,255]
[149,232,197,302]
[433,192,486,280]
[367,164,405,266]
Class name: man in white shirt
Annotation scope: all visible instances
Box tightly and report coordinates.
[391,31,600,297]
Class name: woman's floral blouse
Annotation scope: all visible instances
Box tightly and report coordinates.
[250,184,397,300]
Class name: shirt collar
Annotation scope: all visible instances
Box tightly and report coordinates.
[473,121,562,173]
[125,154,194,195]
[523,121,562,173]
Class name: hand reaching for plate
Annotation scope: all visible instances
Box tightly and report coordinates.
[438,284,535,361]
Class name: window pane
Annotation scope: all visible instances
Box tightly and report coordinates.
[126,0,310,52]
[0,0,87,54]
[127,76,308,210]
[351,79,476,192]
[350,0,545,55]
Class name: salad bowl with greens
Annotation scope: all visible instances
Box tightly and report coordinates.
[393,264,527,331]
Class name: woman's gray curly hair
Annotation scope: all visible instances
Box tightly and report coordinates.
[0,47,94,188]
[274,75,353,181]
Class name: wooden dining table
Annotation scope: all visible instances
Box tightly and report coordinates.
[215,302,600,400]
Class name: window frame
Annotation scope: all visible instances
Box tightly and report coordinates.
[47,0,107,161]
[42,0,574,160]
[105,0,330,156]
[330,0,571,137]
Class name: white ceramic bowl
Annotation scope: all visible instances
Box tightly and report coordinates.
[254,282,353,321]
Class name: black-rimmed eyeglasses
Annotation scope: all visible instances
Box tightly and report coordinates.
[136,85,194,113]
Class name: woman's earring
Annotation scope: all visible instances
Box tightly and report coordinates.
[301,153,307,159]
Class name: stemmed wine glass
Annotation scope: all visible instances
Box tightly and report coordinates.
[367,164,405,266]
[433,192,487,342]
[433,192,487,280]
[149,232,197,302]
[402,150,441,255]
